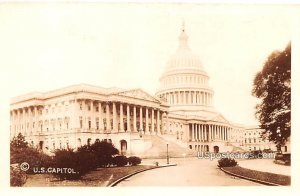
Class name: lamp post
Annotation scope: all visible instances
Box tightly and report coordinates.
[166,143,169,165]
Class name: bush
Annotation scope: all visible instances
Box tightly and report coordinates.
[113,155,128,167]
[275,153,283,160]
[218,158,237,167]
[89,141,119,167]
[275,153,291,165]
[10,165,27,187]
[128,156,142,166]
[52,148,98,180]
[282,153,291,165]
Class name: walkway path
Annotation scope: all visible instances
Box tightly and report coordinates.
[117,157,262,186]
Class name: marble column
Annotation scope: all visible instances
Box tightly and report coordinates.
[106,103,110,131]
[145,107,149,133]
[34,106,37,133]
[139,107,143,131]
[157,110,160,134]
[204,125,207,142]
[151,108,154,133]
[112,102,117,132]
[214,125,216,141]
[120,103,124,131]
[196,124,199,141]
[98,102,104,131]
[90,101,94,130]
[208,125,211,141]
[28,108,32,133]
[126,104,131,132]
[195,124,198,141]
[222,126,224,141]
[133,105,137,132]
[191,123,194,141]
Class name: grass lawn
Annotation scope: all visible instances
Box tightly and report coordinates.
[24,165,156,187]
[223,166,290,186]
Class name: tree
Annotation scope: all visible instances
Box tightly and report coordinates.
[252,43,291,149]
[10,133,52,174]
[10,133,28,149]
[87,140,119,167]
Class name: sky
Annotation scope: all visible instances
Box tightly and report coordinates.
[0,3,296,129]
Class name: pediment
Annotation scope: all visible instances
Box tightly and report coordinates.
[209,114,229,124]
[115,89,160,103]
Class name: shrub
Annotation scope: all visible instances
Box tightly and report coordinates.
[275,153,284,160]
[52,148,98,180]
[113,155,128,167]
[89,141,119,167]
[10,165,27,187]
[282,153,291,165]
[218,158,237,167]
[128,156,142,166]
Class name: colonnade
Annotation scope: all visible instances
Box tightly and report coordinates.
[189,123,233,142]
[164,91,213,106]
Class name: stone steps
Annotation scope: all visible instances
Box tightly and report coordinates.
[140,134,196,158]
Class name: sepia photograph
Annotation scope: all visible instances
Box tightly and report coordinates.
[0,2,298,192]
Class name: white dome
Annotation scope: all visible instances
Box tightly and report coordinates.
[166,49,204,71]
[163,28,206,75]
[156,24,214,112]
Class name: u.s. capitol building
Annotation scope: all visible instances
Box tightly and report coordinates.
[10,25,255,157]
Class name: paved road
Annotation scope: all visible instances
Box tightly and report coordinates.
[117,157,262,186]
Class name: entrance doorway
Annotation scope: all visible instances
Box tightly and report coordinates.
[120,140,127,155]
[213,146,219,153]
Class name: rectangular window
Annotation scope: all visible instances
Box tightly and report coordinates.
[80,117,83,128]
[96,121,99,130]
[96,107,99,112]
[88,121,91,129]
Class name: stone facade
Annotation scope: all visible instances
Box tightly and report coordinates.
[10,85,169,155]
